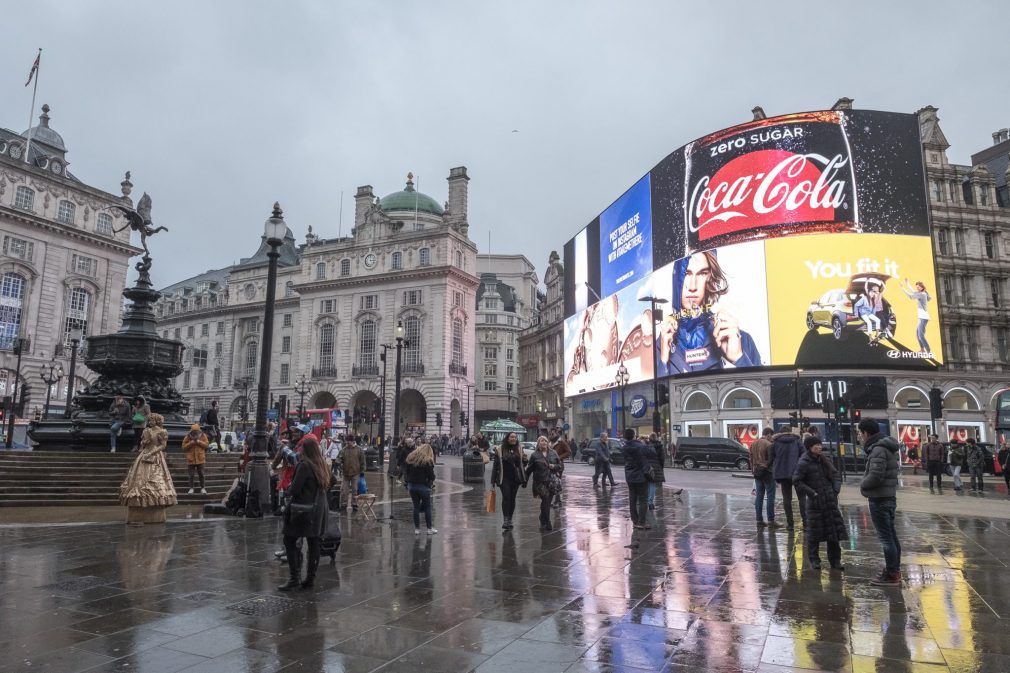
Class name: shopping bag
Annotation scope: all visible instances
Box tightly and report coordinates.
[485,488,497,514]
[357,475,368,495]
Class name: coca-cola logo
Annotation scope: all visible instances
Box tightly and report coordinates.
[688,149,851,242]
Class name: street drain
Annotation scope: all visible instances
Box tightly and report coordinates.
[47,576,108,592]
[226,595,298,616]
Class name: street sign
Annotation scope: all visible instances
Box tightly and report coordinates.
[266,409,279,421]
[672,424,681,432]
[562,423,570,432]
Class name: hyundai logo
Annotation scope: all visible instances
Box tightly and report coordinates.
[886,349,901,359]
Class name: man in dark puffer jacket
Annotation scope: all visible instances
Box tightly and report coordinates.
[859,417,902,587]
[769,429,806,530]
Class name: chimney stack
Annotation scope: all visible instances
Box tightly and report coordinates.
[353,185,374,229]
[446,166,469,230]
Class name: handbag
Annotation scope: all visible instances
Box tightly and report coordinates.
[132,412,145,424]
[644,465,656,482]
[287,501,314,525]
[485,489,497,513]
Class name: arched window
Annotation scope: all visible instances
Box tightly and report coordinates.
[451,319,463,368]
[57,200,76,224]
[392,252,402,270]
[319,324,335,370]
[721,388,761,409]
[315,262,326,280]
[359,320,376,368]
[64,287,90,345]
[96,212,113,236]
[404,316,421,369]
[340,259,350,276]
[14,186,34,210]
[894,386,928,409]
[419,248,430,267]
[684,391,712,411]
[244,342,258,376]
[943,388,980,411]
[0,272,26,350]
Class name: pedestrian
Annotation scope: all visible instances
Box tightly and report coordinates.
[278,436,330,591]
[646,432,665,511]
[792,436,847,571]
[108,394,130,453]
[591,431,616,488]
[491,432,527,530]
[922,433,945,493]
[966,438,987,494]
[525,436,562,531]
[622,429,655,530]
[182,423,209,494]
[750,427,777,527]
[858,417,902,586]
[395,437,415,480]
[339,435,365,512]
[403,442,437,535]
[998,442,1010,495]
[769,428,806,530]
[948,440,966,492]
[205,400,221,447]
[905,442,919,475]
[550,430,571,507]
[130,396,150,451]
[326,434,341,477]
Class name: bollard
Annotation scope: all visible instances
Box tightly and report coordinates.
[706,454,711,470]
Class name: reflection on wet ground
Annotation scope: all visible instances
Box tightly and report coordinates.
[1,464,1009,672]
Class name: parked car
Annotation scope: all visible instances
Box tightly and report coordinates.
[805,272,896,341]
[672,436,750,471]
[579,439,626,466]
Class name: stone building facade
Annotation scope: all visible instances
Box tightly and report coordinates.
[154,169,479,439]
[517,250,566,434]
[566,106,1010,452]
[0,105,138,423]
[473,254,537,429]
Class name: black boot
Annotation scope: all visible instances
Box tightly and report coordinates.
[301,555,319,590]
[278,547,301,591]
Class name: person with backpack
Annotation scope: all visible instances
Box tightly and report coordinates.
[646,432,665,511]
[750,427,777,527]
[108,394,131,453]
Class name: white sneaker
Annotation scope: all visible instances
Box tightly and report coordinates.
[110,449,116,453]
[187,488,194,494]
[200,488,207,494]
[414,529,421,535]
[427,528,437,535]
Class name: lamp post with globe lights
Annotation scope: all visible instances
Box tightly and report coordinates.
[293,373,311,422]
[39,358,64,420]
[615,361,629,434]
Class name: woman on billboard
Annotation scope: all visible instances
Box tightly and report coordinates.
[657,251,762,374]
[900,279,932,354]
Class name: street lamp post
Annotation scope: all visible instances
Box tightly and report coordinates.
[793,369,805,428]
[466,383,474,436]
[39,358,64,420]
[639,296,669,434]
[379,343,391,464]
[234,376,252,431]
[391,321,408,460]
[244,202,287,518]
[293,373,311,422]
[615,361,629,434]
[63,328,84,419]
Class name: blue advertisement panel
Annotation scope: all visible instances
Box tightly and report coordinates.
[600,174,652,297]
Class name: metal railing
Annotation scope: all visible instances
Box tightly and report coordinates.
[401,362,425,376]
[312,366,339,379]
[351,364,379,377]
[449,363,467,376]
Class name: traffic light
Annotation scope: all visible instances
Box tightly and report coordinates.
[459,412,466,426]
[836,396,849,419]
[852,409,862,423]
[929,387,943,419]
[822,398,835,414]
[657,383,670,407]
[435,412,443,427]
[788,411,799,426]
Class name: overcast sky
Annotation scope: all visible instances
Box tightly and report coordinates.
[2,1,1007,289]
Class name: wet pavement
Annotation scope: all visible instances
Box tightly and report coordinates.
[2,462,1010,673]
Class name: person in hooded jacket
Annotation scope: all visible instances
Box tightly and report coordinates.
[130,396,151,451]
[622,429,656,529]
[858,417,902,586]
[792,436,847,571]
[769,428,806,530]
[646,433,665,510]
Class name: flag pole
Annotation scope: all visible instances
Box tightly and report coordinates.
[414,174,419,230]
[24,48,41,165]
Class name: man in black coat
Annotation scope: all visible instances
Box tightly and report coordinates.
[622,429,655,530]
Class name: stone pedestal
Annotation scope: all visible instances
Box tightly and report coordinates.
[126,505,168,525]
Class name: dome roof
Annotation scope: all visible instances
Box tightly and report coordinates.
[380,173,444,215]
[22,104,65,151]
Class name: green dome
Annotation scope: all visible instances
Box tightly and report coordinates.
[380,174,444,215]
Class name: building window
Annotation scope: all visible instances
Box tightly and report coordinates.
[57,200,76,224]
[484,362,497,377]
[453,291,462,307]
[180,298,188,311]
[213,368,221,387]
[404,316,420,368]
[931,180,944,202]
[507,365,514,378]
[979,185,990,206]
[174,328,181,339]
[359,320,376,368]
[404,290,421,306]
[283,313,292,327]
[486,314,498,324]
[96,212,113,236]
[949,181,959,202]
[245,342,258,376]
[321,299,335,313]
[319,324,335,369]
[485,347,498,359]
[194,297,203,309]
[183,371,191,389]
[72,254,97,276]
[985,232,996,259]
[315,262,326,280]
[281,335,291,353]
[937,229,948,255]
[484,381,497,391]
[14,186,34,210]
[948,326,962,360]
[196,369,206,389]
[960,276,971,305]
[413,221,424,232]
[967,326,980,361]
[217,321,224,334]
[0,272,26,350]
[2,236,34,262]
[201,323,209,337]
[340,259,350,276]
[451,319,463,368]
[485,298,498,310]
[456,251,463,268]
[192,348,208,368]
[392,252,402,270]
[187,325,195,338]
[991,278,1002,307]
[954,229,965,256]
[285,281,294,298]
[280,363,290,386]
[215,342,222,356]
[507,348,514,361]
[361,295,377,310]
[419,248,430,266]
[996,328,1010,363]
[64,288,90,345]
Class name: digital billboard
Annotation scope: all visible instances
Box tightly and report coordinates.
[564,109,938,397]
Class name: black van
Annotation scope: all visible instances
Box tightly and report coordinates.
[673,437,750,471]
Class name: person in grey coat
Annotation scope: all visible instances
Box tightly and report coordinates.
[858,418,902,586]
[591,431,616,488]
[769,429,806,530]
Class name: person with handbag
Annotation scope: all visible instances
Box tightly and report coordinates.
[402,442,437,535]
[130,396,150,451]
[338,435,365,512]
[491,432,527,530]
[108,394,131,453]
[278,436,331,591]
[621,429,655,530]
[749,427,777,527]
[524,436,562,531]
[792,436,847,571]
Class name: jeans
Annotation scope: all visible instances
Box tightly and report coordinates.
[862,314,881,332]
[628,482,648,525]
[916,318,930,352]
[500,479,521,520]
[647,482,657,506]
[754,473,776,523]
[408,484,432,529]
[970,466,985,491]
[777,479,807,528]
[188,464,205,490]
[593,459,615,486]
[927,460,943,489]
[868,497,901,573]
[952,465,963,490]
[109,421,125,451]
[340,477,357,509]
